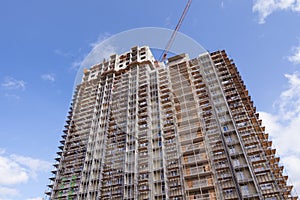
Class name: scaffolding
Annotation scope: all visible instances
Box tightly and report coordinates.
[46,46,298,200]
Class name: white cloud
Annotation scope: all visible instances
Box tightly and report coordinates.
[221,1,224,8]
[253,0,300,24]
[288,46,300,64]
[70,60,84,71]
[1,77,26,91]
[70,33,116,72]
[89,32,112,48]
[10,154,51,179]
[80,33,116,67]
[41,73,55,82]
[3,94,20,100]
[54,49,73,58]
[276,73,300,121]
[88,43,116,63]
[0,150,51,199]
[0,186,18,198]
[0,149,5,155]
[164,15,172,27]
[281,155,300,191]
[259,72,300,193]
[0,156,29,185]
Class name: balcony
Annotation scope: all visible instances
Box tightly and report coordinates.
[257,173,274,184]
[215,161,229,170]
[211,143,224,152]
[223,189,238,199]
[185,178,214,190]
[184,165,210,177]
[220,179,235,189]
[249,155,266,164]
[179,132,203,143]
[254,165,270,174]
[169,188,183,198]
[187,193,217,200]
[182,153,207,165]
[181,142,204,154]
[138,118,147,125]
[245,145,262,155]
[212,150,227,160]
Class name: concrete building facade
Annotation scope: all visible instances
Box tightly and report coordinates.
[46,46,297,200]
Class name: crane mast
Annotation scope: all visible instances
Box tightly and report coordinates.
[160,0,193,62]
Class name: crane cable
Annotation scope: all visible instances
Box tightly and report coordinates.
[159,0,193,62]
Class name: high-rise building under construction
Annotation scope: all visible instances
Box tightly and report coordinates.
[46,46,297,200]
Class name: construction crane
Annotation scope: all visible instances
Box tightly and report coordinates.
[160,0,193,62]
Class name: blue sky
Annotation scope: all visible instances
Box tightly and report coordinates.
[0,0,300,199]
